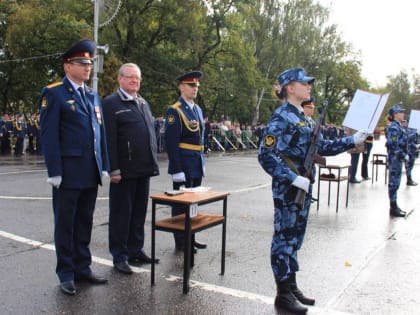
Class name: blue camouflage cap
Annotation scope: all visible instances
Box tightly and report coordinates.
[388,104,405,116]
[277,67,315,87]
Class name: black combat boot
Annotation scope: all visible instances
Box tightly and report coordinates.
[275,279,308,314]
[407,176,418,186]
[289,273,315,305]
[390,201,406,217]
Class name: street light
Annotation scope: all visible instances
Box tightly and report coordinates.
[92,1,110,91]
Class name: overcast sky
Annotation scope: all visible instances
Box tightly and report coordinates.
[317,0,419,87]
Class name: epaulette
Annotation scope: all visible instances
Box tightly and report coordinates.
[170,101,181,109]
[46,81,63,89]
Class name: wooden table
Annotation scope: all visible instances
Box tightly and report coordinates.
[150,190,229,294]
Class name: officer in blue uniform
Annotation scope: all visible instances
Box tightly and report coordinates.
[39,39,110,295]
[13,113,26,157]
[386,105,409,217]
[1,112,12,155]
[258,68,367,314]
[26,112,38,154]
[164,71,207,252]
[402,118,418,186]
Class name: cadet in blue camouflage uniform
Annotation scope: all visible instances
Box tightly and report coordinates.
[402,119,418,186]
[386,105,409,217]
[258,68,367,314]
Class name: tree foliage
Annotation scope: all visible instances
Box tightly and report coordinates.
[0,0,417,126]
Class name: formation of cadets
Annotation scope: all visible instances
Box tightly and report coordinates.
[1,110,389,158]
[0,112,42,156]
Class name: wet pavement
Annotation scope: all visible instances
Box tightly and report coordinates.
[1,136,420,315]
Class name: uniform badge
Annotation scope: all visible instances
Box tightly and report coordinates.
[297,121,307,127]
[391,135,397,142]
[41,97,48,108]
[264,134,276,148]
[167,115,175,124]
[189,120,198,128]
[95,106,102,125]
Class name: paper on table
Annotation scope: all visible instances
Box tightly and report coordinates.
[180,186,211,192]
[342,89,390,133]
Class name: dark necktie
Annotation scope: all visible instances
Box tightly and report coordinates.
[78,87,90,114]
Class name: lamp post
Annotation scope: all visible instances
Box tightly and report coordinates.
[92,0,109,91]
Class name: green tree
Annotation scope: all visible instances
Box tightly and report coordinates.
[2,0,92,113]
[386,70,413,114]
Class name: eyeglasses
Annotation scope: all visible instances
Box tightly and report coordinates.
[123,75,141,81]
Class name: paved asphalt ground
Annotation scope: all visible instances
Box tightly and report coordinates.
[1,136,420,315]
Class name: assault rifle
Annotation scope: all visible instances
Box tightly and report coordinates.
[295,99,328,209]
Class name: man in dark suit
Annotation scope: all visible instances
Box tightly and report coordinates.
[39,39,110,296]
[164,71,207,252]
[102,63,160,275]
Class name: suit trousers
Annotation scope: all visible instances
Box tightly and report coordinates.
[109,176,150,263]
[52,186,98,282]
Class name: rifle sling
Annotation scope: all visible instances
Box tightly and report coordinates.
[280,154,301,176]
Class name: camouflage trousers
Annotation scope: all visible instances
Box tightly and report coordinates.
[405,153,416,178]
[388,157,402,202]
[271,185,312,282]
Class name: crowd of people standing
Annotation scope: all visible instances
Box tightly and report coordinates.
[0,112,42,156]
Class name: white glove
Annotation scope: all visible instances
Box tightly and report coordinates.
[102,171,109,181]
[172,172,186,183]
[353,130,369,145]
[291,175,310,193]
[47,176,62,188]
[404,155,410,162]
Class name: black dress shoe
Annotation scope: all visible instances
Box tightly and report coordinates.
[193,240,207,249]
[349,178,361,183]
[390,208,406,217]
[75,272,108,284]
[60,280,76,296]
[362,177,371,180]
[114,261,133,275]
[407,180,418,186]
[129,252,160,264]
[175,244,197,254]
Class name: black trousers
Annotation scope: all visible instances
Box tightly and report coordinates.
[52,186,98,282]
[172,177,202,246]
[109,177,150,263]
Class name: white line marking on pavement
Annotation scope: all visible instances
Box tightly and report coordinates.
[0,229,354,315]
[228,183,271,193]
[0,182,270,201]
[0,169,46,175]
[0,195,109,200]
[165,275,354,314]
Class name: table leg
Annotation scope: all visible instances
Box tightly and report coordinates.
[317,166,321,211]
[151,201,156,286]
[221,197,227,275]
[183,206,191,294]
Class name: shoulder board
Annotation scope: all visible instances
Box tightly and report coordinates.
[46,81,63,89]
[170,101,181,109]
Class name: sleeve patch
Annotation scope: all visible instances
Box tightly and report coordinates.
[41,97,48,108]
[263,134,276,148]
[167,115,175,125]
